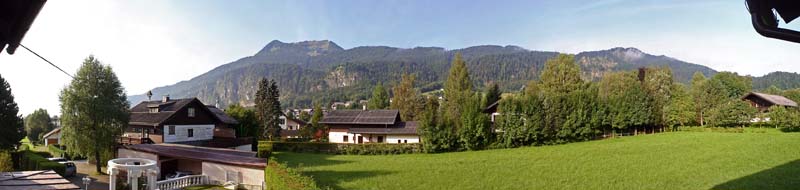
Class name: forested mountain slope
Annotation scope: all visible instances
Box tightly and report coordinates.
[129,40,722,108]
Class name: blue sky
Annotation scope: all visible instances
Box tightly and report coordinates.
[2,0,800,115]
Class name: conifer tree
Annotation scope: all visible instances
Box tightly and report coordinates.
[0,74,24,150]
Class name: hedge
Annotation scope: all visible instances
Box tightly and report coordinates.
[264,141,423,155]
[257,142,273,158]
[265,159,320,190]
[17,150,65,176]
[48,144,66,158]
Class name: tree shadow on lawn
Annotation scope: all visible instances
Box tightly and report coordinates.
[273,152,355,168]
[712,159,800,190]
[303,170,394,190]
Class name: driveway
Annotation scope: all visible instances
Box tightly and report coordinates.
[67,160,110,190]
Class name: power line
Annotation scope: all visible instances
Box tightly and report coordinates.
[19,44,75,79]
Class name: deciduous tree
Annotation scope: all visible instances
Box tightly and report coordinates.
[24,108,53,142]
[60,56,130,173]
[391,73,423,121]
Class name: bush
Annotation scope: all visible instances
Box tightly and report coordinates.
[18,150,65,176]
[258,142,273,158]
[48,144,65,158]
[265,159,320,190]
[0,151,13,172]
[267,141,422,155]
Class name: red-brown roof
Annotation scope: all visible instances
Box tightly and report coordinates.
[0,170,80,190]
[122,143,265,168]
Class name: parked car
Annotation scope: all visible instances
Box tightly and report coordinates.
[48,158,76,177]
[60,162,76,177]
[47,157,67,162]
[167,171,193,179]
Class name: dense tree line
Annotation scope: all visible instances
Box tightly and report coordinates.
[414,52,790,152]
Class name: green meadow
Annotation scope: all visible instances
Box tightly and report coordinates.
[275,131,800,190]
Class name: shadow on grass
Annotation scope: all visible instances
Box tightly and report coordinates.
[712,159,800,190]
[272,152,353,168]
[303,170,394,190]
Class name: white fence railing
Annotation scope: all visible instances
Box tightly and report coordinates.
[155,175,212,190]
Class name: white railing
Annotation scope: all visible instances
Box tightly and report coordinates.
[155,175,211,190]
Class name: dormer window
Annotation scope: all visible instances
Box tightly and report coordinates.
[149,107,159,113]
[188,107,195,117]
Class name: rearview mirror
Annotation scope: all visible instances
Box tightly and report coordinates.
[746,0,800,43]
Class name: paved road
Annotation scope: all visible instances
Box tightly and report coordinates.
[66,160,110,190]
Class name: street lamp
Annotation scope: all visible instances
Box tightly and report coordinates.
[82,176,92,190]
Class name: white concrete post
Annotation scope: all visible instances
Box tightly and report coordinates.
[108,168,118,190]
[129,169,142,190]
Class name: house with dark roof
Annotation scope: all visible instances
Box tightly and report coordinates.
[742,92,798,112]
[125,96,250,150]
[321,109,419,144]
[279,114,307,139]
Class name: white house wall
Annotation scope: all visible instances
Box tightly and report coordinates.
[202,162,265,186]
[163,125,215,143]
[387,135,420,144]
[328,131,419,144]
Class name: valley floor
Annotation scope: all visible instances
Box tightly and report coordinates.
[274,131,800,190]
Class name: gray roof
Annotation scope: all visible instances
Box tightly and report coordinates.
[320,110,400,125]
[41,127,61,139]
[348,122,419,134]
[207,106,239,125]
[745,92,798,107]
[0,170,80,190]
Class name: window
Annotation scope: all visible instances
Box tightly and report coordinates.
[168,126,175,135]
[404,140,407,143]
[377,136,384,143]
[343,135,349,142]
[397,140,401,143]
[188,129,194,137]
[188,107,195,117]
[279,118,286,125]
[149,108,159,113]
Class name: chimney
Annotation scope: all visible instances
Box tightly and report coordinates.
[162,95,170,103]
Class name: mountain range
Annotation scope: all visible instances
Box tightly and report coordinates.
[127,40,795,108]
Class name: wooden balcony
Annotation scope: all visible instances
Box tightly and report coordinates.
[118,136,154,145]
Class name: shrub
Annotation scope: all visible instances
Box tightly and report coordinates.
[258,142,273,158]
[48,144,65,158]
[265,159,320,190]
[0,151,13,172]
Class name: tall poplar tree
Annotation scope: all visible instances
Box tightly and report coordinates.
[0,74,24,150]
[443,53,472,128]
[60,56,130,173]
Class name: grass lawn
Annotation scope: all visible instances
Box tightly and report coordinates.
[274,131,800,190]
